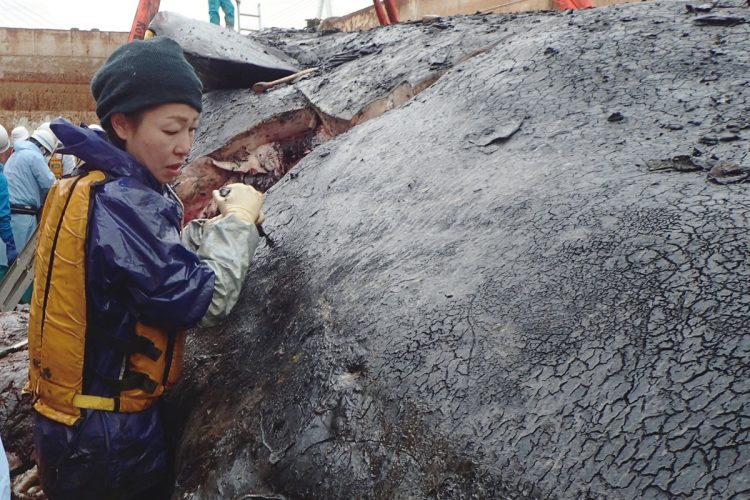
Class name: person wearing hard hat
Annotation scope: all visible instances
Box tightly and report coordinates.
[0,125,17,276]
[28,37,265,499]
[0,126,10,167]
[36,122,77,179]
[0,126,56,275]
[10,126,29,145]
[0,125,9,165]
[3,126,29,165]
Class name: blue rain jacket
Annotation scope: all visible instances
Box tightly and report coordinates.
[0,164,16,265]
[0,141,54,266]
[33,119,216,499]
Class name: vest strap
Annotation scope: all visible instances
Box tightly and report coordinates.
[97,331,163,361]
[120,371,159,394]
[96,369,160,394]
[72,394,116,411]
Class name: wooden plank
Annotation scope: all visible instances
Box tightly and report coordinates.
[0,228,38,312]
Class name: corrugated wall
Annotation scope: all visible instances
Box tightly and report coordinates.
[0,28,128,131]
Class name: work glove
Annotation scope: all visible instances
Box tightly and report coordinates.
[212,183,265,225]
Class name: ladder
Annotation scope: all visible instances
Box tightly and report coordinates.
[236,0,261,33]
[0,227,38,312]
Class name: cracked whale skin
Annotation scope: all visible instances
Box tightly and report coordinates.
[170,1,750,498]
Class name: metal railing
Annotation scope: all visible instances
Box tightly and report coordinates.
[236,0,261,33]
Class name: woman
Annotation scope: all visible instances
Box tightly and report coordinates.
[28,37,265,499]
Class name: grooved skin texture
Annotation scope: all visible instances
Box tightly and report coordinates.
[172,2,750,499]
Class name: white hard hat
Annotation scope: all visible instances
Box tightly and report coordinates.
[31,127,59,154]
[10,126,29,144]
[0,125,9,154]
[88,123,104,132]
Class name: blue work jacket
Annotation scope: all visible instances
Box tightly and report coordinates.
[3,140,55,208]
[0,141,55,265]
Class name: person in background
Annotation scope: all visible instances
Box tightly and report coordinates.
[38,123,77,179]
[61,153,77,177]
[0,126,57,302]
[0,126,17,277]
[6,125,30,165]
[208,0,235,28]
[29,36,264,499]
[10,126,29,150]
[0,127,11,166]
[0,125,9,164]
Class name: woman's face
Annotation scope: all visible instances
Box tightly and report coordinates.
[112,103,199,185]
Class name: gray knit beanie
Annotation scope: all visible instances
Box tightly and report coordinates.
[91,37,203,126]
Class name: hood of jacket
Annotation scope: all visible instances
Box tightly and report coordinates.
[11,140,44,156]
[50,118,164,192]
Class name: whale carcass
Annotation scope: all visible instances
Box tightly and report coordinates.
[171,1,749,498]
[81,1,750,498]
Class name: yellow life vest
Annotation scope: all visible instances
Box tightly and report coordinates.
[48,153,63,179]
[27,170,187,426]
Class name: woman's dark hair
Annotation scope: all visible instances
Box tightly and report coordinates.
[102,110,145,151]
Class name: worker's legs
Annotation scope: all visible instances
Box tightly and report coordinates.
[10,214,35,258]
[0,237,6,267]
[20,283,32,304]
[208,0,221,24]
[34,406,170,500]
[34,413,110,500]
[220,0,235,28]
[10,214,35,303]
